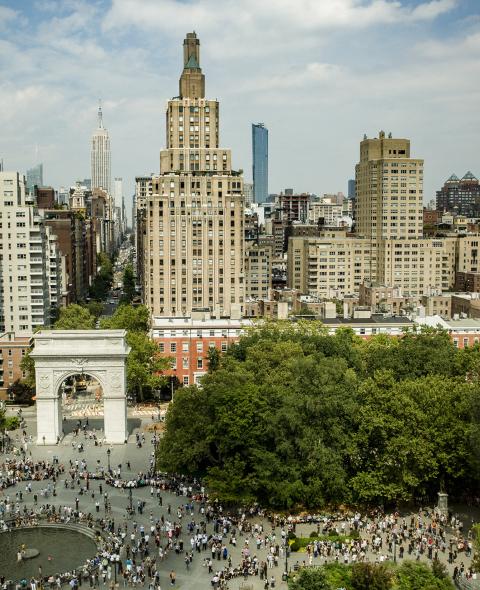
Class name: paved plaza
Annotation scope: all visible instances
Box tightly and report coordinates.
[0,405,475,589]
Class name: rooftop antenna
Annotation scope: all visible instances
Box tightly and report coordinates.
[98,98,103,128]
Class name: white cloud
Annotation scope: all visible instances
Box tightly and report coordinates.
[0,0,478,215]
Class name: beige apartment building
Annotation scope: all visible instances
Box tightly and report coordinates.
[287,231,374,298]
[287,132,475,300]
[244,242,272,302]
[144,33,245,317]
[355,131,424,241]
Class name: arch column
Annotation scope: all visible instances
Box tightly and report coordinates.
[36,369,62,445]
[103,368,128,444]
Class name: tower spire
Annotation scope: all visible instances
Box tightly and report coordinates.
[98,99,103,129]
[179,32,205,99]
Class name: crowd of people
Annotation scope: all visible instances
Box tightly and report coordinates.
[0,421,478,590]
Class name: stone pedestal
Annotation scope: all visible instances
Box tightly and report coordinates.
[437,492,448,517]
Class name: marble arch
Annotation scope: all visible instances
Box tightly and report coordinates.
[31,330,130,444]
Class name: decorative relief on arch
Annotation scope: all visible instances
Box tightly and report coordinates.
[38,373,51,391]
[109,371,122,392]
[70,358,90,370]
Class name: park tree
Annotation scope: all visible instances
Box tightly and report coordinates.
[54,304,96,329]
[288,567,333,590]
[101,304,169,400]
[7,380,34,405]
[159,319,480,508]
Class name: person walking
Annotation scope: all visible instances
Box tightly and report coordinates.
[169,570,176,586]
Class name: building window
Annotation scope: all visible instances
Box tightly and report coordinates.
[182,342,189,352]
[183,376,189,386]
[196,342,203,352]
[170,343,177,353]
[182,357,189,369]
[221,342,227,352]
[158,343,164,353]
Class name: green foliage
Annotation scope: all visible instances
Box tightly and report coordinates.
[290,535,352,552]
[351,562,393,590]
[7,380,34,405]
[159,320,480,507]
[121,264,136,303]
[54,304,96,329]
[101,304,169,400]
[207,346,221,373]
[89,252,113,301]
[84,301,104,319]
[290,562,455,590]
[288,567,334,590]
[395,561,454,589]
[5,416,20,430]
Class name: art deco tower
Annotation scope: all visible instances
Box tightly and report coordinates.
[144,32,245,318]
[91,104,111,194]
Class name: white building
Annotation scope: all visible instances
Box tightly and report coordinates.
[91,104,111,195]
[0,171,55,335]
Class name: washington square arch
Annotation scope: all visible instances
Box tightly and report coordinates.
[31,330,130,444]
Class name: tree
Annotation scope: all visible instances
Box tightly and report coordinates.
[7,380,34,405]
[207,346,221,373]
[101,304,169,400]
[121,264,136,303]
[54,304,96,329]
[84,301,104,319]
[396,561,455,589]
[89,252,113,301]
[100,304,150,332]
[351,563,393,590]
[288,567,333,590]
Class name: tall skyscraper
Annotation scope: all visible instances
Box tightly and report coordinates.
[91,104,111,194]
[348,179,355,199]
[144,32,245,318]
[252,123,268,203]
[26,163,43,194]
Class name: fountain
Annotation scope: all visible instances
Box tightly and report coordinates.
[0,526,98,581]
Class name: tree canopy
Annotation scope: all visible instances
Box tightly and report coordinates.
[101,304,169,400]
[288,562,454,590]
[54,304,96,329]
[158,320,480,508]
[121,263,136,303]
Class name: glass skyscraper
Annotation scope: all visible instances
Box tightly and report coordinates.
[252,123,268,203]
[26,163,43,194]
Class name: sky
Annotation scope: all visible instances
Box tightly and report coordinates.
[0,0,479,222]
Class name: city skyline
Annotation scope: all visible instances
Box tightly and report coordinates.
[0,0,479,211]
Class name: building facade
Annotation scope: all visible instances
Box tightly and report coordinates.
[91,105,111,195]
[0,172,52,335]
[144,32,245,318]
[436,172,480,215]
[252,123,268,204]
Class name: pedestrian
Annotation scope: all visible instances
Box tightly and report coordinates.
[169,570,176,586]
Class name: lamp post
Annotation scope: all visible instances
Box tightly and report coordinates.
[128,486,133,512]
[107,448,111,473]
[283,535,289,581]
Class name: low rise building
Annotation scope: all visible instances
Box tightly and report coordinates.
[151,313,253,386]
[0,332,31,399]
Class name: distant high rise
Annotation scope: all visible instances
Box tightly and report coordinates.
[348,179,355,199]
[91,104,111,194]
[252,123,268,203]
[436,172,480,215]
[26,163,43,194]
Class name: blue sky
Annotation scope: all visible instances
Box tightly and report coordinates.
[0,0,479,219]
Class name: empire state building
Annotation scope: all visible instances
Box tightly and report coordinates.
[91,104,111,194]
